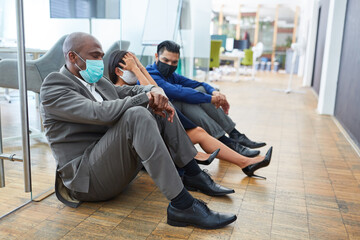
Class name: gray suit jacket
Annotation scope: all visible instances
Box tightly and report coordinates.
[40,66,154,194]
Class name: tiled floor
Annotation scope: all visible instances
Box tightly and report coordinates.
[0,72,360,239]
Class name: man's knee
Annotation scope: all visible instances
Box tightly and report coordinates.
[123,106,152,119]
[195,86,206,93]
[116,106,155,129]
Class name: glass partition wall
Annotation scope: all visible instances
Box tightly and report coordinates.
[0,0,122,218]
[0,0,33,217]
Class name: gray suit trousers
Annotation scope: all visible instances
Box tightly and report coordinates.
[173,86,235,139]
[73,106,197,202]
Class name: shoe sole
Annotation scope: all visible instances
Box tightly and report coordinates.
[233,140,266,149]
[195,148,220,165]
[185,186,235,196]
[247,143,267,149]
[167,215,237,229]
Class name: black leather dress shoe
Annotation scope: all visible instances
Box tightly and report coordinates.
[231,133,266,149]
[242,146,273,179]
[195,148,220,165]
[167,199,237,229]
[226,140,260,157]
[183,170,234,196]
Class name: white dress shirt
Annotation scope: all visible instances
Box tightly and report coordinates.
[76,76,104,102]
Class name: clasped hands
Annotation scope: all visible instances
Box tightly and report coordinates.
[211,91,230,114]
[146,87,175,122]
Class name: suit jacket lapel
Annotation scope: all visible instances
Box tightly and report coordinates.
[60,66,97,101]
[95,79,112,100]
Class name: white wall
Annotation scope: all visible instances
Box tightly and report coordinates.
[121,0,150,55]
[190,0,211,59]
[121,0,211,77]
[121,0,211,58]
[302,0,320,86]
[0,0,17,46]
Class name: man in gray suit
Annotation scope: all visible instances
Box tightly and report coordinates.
[40,32,236,229]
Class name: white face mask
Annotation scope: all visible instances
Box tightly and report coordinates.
[118,68,138,85]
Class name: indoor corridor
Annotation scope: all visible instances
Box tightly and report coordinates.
[0,72,360,239]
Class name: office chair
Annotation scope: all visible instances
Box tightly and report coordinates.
[210,40,222,69]
[209,40,222,81]
[0,35,67,142]
[241,49,253,66]
[240,49,253,76]
[0,35,67,94]
[211,35,227,51]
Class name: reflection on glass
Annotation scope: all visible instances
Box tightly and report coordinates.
[0,0,123,217]
[0,0,33,217]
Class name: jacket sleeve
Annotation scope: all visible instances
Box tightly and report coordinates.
[175,74,216,95]
[114,84,154,98]
[152,74,212,104]
[40,72,150,126]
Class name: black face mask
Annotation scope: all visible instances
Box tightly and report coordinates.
[156,60,177,78]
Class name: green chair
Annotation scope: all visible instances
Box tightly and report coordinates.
[210,40,222,69]
[241,49,253,66]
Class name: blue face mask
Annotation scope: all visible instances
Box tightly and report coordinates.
[74,51,104,84]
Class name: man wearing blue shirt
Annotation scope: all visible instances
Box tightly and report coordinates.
[146,41,266,158]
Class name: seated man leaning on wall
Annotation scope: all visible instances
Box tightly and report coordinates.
[40,32,237,229]
[146,40,266,158]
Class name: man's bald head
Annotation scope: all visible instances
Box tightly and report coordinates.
[63,32,101,60]
[62,32,104,79]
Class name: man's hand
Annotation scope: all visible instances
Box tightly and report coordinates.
[119,53,138,72]
[146,87,174,122]
[212,91,230,114]
[211,95,221,109]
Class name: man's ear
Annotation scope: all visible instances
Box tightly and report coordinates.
[68,51,77,64]
[155,53,159,63]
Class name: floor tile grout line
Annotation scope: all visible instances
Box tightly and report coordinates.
[269,100,284,240]
[297,106,312,240]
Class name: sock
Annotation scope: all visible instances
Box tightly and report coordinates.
[183,159,201,176]
[219,135,233,145]
[176,166,185,177]
[171,187,195,210]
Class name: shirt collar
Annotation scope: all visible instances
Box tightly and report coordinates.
[75,76,96,91]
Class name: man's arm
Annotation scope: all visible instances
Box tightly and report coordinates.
[175,74,215,95]
[41,73,150,125]
[154,75,212,104]
[175,75,230,114]
[115,84,154,98]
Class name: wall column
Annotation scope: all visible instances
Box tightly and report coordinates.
[317,0,347,115]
